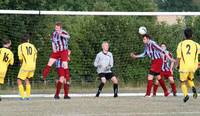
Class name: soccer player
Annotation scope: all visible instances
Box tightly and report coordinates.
[54,50,71,99]
[94,41,118,98]
[43,22,70,80]
[176,28,200,102]
[153,43,177,96]
[0,39,14,101]
[131,34,175,97]
[17,34,37,100]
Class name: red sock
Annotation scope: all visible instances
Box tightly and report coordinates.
[170,83,177,94]
[65,69,70,81]
[43,65,51,79]
[55,81,62,96]
[158,79,168,93]
[153,84,159,96]
[64,83,69,96]
[146,80,153,96]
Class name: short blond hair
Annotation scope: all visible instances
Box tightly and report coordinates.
[101,41,109,47]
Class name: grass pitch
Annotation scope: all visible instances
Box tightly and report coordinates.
[0,95,200,116]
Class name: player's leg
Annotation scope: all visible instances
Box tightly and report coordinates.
[153,79,159,96]
[188,72,197,99]
[168,76,177,96]
[43,57,57,79]
[145,73,154,97]
[61,50,69,70]
[111,75,118,98]
[0,77,5,101]
[17,79,25,100]
[180,72,189,102]
[25,78,31,100]
[17,70,26,100]
[96,74,106,97]
[55,76,64,99]
[0,73,6,101]
[63,68,70,99]
[156,75,169,97]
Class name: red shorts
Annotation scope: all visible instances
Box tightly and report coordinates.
[160,71,173,79]
[57,68,70,81]
[150,58,163,73]
[50,50,68,62]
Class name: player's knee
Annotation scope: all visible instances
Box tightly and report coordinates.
[48,58,56,66]
[101,78,106,84]
[59,76,65,83]
[112,76,118,84]
[66,81,70,85]
[155,80,159,85]
[62,62,68,69]
[169,78,174,83]
[17,79,22,85]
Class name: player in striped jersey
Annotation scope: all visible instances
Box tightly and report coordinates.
[54,50,71,99]
[153,43,177,96]
[131,34,175,97]
[43,22,70,80]
[176,28,200,102]
[0,39,14,101]
[17,34,37,100]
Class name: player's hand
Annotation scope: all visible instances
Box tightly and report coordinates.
[198,63,200,68]
[130,52,137,59]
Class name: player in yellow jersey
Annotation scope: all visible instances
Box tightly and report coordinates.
[0,39,14,101]
[176,28,200,103]
[17,34,37,100]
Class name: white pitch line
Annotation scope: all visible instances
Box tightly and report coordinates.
[0,92,198,98]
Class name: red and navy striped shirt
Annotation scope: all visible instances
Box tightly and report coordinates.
[137,40,165,60]
[51,30,70,53]
[161,51,172,72]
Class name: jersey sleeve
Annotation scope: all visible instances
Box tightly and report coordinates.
[197,43,200,54]
[94,54,100,67]
[176,42,182,58]
[137,47,147,58]
[109,53,114,68]
[9,52,14,65]
[18,45,23,60]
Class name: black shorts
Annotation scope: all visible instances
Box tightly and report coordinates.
[98,73,115,80]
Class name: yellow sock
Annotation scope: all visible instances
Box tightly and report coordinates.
[181,82,188,97]
[26,84,31,98]
[188,80,195,88]
[18,84,24,99]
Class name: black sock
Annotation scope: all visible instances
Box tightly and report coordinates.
[192,87,197,93]
[113,84,118,95]
[96,83,104,95]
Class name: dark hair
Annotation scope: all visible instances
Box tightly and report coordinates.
[184,28,192,39]
[142,34,151,39]
[21,34,30,43]
[160,43,166,47]
[55,22,62,28]
[2,39,11,45]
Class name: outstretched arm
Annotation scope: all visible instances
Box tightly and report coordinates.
[130,49,147,59]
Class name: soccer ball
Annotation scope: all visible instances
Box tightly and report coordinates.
[138,26,147,35]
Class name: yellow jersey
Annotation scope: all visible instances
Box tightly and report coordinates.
[176,39,200,72]
[18,42,37,70]
[0,48,14,74]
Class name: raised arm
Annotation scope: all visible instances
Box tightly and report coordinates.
[131,48,147,59]
[61,31,70,39]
